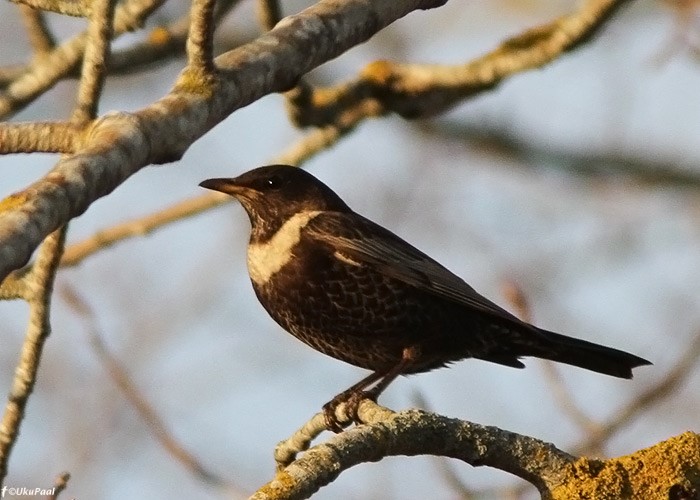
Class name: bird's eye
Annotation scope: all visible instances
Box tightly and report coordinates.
[266,174,284,189]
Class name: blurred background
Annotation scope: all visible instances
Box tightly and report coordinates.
[1,0,699,498]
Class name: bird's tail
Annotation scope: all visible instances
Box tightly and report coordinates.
[527,328,651,379]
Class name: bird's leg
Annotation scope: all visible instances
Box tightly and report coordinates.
[323,346,420,433]
[322,371,384,433]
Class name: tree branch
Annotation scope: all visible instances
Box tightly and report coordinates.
[72,0,116,124]
[60,192,228,267]
[10,0,90,18]
[0,226,66,484]
[256,0,282,31]
[60,285,242,493]
[0,122,83,154]
[58,122,353,267]
[186,0,217,73]
[0,0,448,283]
[287,0,631,127]
[260,400,700,499]
[0,0,167,118]
[19,5,56,55]
[257,400,575,499]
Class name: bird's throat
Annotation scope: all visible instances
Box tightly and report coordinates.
[247,210,322,285]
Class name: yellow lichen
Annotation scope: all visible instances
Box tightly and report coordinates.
[148,27,171,46]
[551,432,700,499]
[0,192,28,212]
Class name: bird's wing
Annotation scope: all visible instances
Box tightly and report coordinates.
[305,211,522,324]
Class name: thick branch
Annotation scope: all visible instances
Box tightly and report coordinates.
[0,0,447,283]
[256,401,575,499]
[260,401,700,500]
[58,122,349,267]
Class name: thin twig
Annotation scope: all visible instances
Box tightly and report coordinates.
[539,361,603,445]
[2,0,445,283]
[187,0,218,73]
[419,120,700,188]
[3,0,245,86]
[48,471,71,500]
[502,281,600,436]
[60,124,353,267]
[73,0,116,124]
[577,329,700,455]
[0,0,168,119]
[9,0,90,17]
[60,192,228,267]
[60,285,243,494]
[412,391,477,500]
[19,5,56,55]
[0,226,67,484]
[256,0,282,31]
[287,0,632,126]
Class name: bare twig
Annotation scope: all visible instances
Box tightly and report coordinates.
[60,285,242,494]
[502,281,601,438]
[577,329,700,455]
[540,362,603,445]
[412,391,477,499]
[0,226,67,484]
[73,0,116,124]
[653,0,700,65]
[187,0,218,73]
[48,471,71,500]
[256,0,282,31]
[60,193,227,266]
[419,119,700,188]
[9,0,90,17]
[59,123,353,268]
[288,0,632,127]
[0,0,168,119]
[19,5,56,55]
[3,0,244,88]
[1,0,446,284]
[500,281,532,323]
[0,122,83,154]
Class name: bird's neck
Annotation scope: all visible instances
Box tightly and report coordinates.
[247,210,323,285]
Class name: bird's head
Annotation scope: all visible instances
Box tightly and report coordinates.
[199,165,350,239]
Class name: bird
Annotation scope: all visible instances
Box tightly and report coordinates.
[199,165,651,432]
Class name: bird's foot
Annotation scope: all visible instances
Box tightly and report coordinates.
[322,390,377,433]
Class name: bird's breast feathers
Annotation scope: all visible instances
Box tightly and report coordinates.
[247,210,323,285]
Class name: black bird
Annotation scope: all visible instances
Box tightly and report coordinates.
[200,165,651,432]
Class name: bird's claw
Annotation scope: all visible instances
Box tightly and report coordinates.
[322,401,346,434]
[322,390,377,433]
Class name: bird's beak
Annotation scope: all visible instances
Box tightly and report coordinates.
[199,178,248,196]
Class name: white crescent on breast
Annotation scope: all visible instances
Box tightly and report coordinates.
[247,210,323,285]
